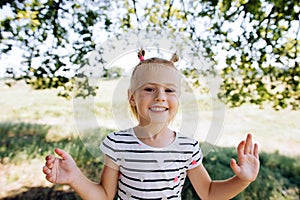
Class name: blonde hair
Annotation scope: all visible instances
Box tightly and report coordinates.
[129,49,179,119]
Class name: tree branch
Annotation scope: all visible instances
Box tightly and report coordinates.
[164,0,175,26]
[52,0,63,44]
[132,0,141,30]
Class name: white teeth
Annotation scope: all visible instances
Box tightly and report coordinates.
[149,107,167,112]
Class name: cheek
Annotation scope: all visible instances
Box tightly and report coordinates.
[169,96,179,107]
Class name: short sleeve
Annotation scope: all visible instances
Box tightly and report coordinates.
[100,132,119,166]
[188,140,203,170]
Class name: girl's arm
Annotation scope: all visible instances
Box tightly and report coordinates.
[43,149,119,200]
[68,156,119,200]
[188,134,260,200]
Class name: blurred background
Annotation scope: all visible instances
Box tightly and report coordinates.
[0,0,299,199]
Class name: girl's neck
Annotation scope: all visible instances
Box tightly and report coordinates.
[135,122,168,137]
[133,123,176,148]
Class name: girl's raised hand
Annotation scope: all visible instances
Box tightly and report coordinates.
[42,148,78,184]
[230,134,260,182]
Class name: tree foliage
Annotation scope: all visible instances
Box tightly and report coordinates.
[0,0,299,109]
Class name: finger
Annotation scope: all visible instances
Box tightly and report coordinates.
[54,148,71,160]
[230,159,240,175]
[244,133,253,154]
[43,165,56,183]
[46,174,55,183]
[43,166,51,175]
[46,155,55,162]
[45,161,54,169]
[237,140,245,160]
[45,157,55,168]
[253,143,259,159]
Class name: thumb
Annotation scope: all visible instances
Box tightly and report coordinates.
[230,158,240,175]
[54,148,71,160]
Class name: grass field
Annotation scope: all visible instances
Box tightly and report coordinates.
[0,79,299,199]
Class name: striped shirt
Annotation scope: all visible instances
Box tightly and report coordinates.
[100,128,202,200]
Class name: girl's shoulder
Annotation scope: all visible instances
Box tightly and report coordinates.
[104,128,137,142]
[176,132,199,145]
[108,128,134,137]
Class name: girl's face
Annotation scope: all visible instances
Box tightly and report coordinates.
[129,66,181,126]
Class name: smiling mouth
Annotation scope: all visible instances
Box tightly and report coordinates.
[149,107,168,112]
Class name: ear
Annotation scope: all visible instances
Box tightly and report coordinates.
[128,89,136,106]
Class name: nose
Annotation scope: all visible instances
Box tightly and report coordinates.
[154,89,166,102]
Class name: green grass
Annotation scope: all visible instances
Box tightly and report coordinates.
[0,122,299,199]
[0,121,110,178]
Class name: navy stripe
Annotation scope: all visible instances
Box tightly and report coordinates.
[103,141,193,154]
[114,133,134,136]
[120,179,181,192]
[192,150,200,157]
[119,188,168,200]
[120,165,188,173]
[115,149,193,154]
[120,171,186,183]
[178,136,189,139]
[164,159,188,163]
[106,154,117,163]
[102,141,115,152]
[179,142,194,145]
[124,158,158,163]
[107,135,140,144]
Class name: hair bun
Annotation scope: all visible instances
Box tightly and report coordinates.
[170,53,179,63]
[137,49,145,61]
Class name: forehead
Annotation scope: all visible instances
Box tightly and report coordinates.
[131,65,182,88]
[141,82,178,88]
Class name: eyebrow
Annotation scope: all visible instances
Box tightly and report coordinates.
[144,82,179,88]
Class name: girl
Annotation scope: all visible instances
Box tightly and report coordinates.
[43,50,260,200]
